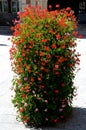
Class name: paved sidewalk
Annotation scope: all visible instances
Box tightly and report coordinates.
[0,26,86,130]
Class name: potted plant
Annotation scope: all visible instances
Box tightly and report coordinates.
[10,4,81,127]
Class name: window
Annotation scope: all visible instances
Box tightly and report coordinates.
[79,0,86,13]
[11,0,19,13]
[0,1,2,12]
[3,0,8,12]
[26,0,30,4]
[0,0,19,13]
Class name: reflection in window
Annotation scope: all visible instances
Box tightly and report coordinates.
[12,1,16,12]
[0,1,2,12]
[79,0,86,13]
[12,0,19,13]
[26,0,31,4]
[3,0,8,12]
[0,0,19,13]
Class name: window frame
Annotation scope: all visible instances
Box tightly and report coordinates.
[11,0,19,13]
[79,0,86,14]
[0,0,19,13]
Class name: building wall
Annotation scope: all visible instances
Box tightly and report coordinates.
[19,0,48,11]
[18,0,26,11]
[30,0,48,9]
[0,0,86,25]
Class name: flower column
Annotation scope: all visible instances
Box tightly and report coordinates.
[10,5,81,127]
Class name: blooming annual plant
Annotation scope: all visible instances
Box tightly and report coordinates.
[10,4,81,127]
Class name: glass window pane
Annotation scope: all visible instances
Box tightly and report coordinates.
[0,1,2,12]
[12,1,17,12]
[26,0,30,4]
[3,0,8,12]
[79,1,86,14]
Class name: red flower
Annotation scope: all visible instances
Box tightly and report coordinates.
[22,94,26,98]
[28,45,33,49]
[56,4,60,8]
[44,69,49,73]
[53,119,58,123]
[73,31,78,36]
[48,5,52,9]
[55,71,59,75]
[78,34,83,38]
[40,51,45,56]
[56,34,61,40]
[54,89,59,94]
[51,44,57,49]
[58,18,67,27]
[49,30,56,34]
[60,44,66,49]
[60,116,64,119]
[40,85,45,89]
[29,40,34,44]
[36,33,41,38]
[61,83,65,87]
[24,118,29,123]
[66,7,71,11]
[41,39,48,43]
[55,64,59,69]
[44,46,49,51]
[45,118,48,121]
[30,77,34,82]
[69,64,73,67]
[20,107,24,112]
[38,77,42,81]
[23,116,29,123]
[19,69,24,73]
[69,41,73,47]
[46,54,51,59]
[20,38,24,43]
[22,53,25,57]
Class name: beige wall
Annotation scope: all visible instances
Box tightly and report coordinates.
[19,0,48,11]
[18,0,27,11]
[30,0,48,9]
[41,0,48,9]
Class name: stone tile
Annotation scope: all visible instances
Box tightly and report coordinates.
[0,114,17,124]
[0,123,25,130]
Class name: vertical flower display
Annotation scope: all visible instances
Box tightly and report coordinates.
[10,5,80,127]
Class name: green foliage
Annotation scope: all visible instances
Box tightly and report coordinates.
[10,5,80,127]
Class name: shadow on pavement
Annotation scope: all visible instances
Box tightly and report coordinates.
[25,107,86,130]
[0,44,9,46]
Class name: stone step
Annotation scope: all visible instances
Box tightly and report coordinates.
[0,26,11,30]
[0,26,13,35]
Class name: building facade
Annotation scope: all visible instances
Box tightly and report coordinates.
[0,0,86,25]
